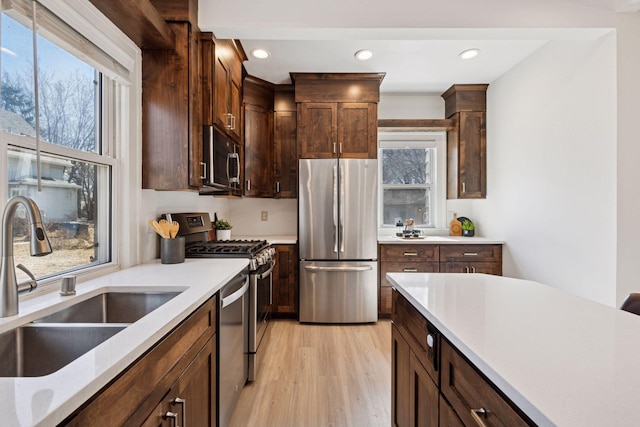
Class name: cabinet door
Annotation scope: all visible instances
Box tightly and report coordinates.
[228,76,242,141]
[214,53,230,132]
[274,111,298,198]
[201,34,215,126]
[272,244,299,316]
[142,337,216,427]
[338,103,377,159]
[392,324,411,427]
[458,111,486,198]
[440,262,470,273]
[244,104,274,197]
[298,103,337,159]
[409,351,439,427]
[469,262,502,275]
[142,22,201,190]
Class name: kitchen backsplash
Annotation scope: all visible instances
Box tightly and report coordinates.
[227,198,297,237]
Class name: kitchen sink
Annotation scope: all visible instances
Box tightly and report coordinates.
[0,324,125,377]
[33,291,181,324]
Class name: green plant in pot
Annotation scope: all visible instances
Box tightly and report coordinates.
[214,219,232,240]
[460,218,475,237]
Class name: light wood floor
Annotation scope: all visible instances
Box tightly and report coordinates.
[229,319,392,427]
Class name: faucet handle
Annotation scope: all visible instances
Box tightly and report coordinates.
[16,264,38,294]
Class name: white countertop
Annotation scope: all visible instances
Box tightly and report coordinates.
[0,258,249,427]
[387,273,640,427]
[378,235,504,244]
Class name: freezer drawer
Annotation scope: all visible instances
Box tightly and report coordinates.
[299,261,378,323]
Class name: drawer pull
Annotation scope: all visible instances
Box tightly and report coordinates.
[470,408,490,426]
[463,252,478,256]
[403,252,418,256]
[163,411,179,427]
[403,268,418,272]
[471,266,476,273]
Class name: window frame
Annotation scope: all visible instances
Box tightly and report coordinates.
[0,0,141,294]
[377,130,447,231]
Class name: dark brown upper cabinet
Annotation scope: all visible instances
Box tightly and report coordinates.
[142,21,202,190]
[274,86,298,198]
[243,76,274,197]
[441,84,488,199]
[215,39,245,142]
[292,73,384,159]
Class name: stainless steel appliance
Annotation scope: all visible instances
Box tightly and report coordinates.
[219,269,249,427]
[165,212,275,382]
[200,126,241,195]
[298,159,378,323]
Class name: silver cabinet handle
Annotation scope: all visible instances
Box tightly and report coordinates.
[470,408,490,427]
[231,114,236,130]
[333,142,337,154]
[462,182,466,193]
[305,265,373,272]
[339,142,343,154]
[471,266,476,273]
[403,268,418,272]
[226,112,233,129]
[171,397,186,427]
[464,252,478,256]
[163,411,179,427]
[403,252,418,256]
[200,161,206,180]
[465,266,470,273]
[247,180,251,191]
[276,181,280,193]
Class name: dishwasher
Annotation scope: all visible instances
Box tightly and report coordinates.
[219,269,249,427]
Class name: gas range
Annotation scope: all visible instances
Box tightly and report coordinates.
[185,239,275,271]
[164,212,274,271]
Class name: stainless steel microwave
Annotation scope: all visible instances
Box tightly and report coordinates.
[200,126,240,195]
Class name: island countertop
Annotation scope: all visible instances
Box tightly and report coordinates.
[386,272,640,427]
[0,258,249,427]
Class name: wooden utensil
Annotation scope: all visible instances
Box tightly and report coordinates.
[158,219,172,239]
[149,219,169,238]
[169,221,180,239]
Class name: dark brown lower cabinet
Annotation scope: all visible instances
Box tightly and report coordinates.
[272,244,299,317]
[63,296,217,426]
[392,289,534,427]
[141,336,216,427]
[392,323,438,427]
[440,261,502,275]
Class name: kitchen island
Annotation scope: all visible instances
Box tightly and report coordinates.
[387,272,640,427]
[0,258,249,426]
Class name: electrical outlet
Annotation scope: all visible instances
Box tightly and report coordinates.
[261,211,268,221]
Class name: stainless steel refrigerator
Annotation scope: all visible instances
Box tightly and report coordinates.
[299,158,378,323]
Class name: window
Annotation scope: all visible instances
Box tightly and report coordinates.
[378,131,446,229]
[0,2,131,282]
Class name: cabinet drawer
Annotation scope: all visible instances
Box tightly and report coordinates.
[392,289,439,386]
[381,244,439,261]
[439,244,502,263]
[381,261,439,287]
[441,339,533,427]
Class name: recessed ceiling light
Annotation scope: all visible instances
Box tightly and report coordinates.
[354,49,373,61]
[459,48,480,60]
[251,49,270,59]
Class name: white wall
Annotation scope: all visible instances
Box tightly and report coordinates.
[473,35,617,305]
[615,13,640,305]
[138,190,230,262]
[226,198,297,237]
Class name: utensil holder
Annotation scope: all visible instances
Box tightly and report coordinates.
[160,237,185,264]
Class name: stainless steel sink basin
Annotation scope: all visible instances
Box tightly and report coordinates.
[34,291,181,324]
[0,324,125,377]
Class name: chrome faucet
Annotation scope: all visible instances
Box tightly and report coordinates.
[0,196,52,317]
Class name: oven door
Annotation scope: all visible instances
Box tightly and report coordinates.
[248,259,276,381]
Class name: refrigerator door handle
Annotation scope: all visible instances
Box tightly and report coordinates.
[333,164,338,253]
[304,265,373,272]
[339,162,345,253]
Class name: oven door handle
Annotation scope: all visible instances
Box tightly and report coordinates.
[257,259,276,280]
[221,275,249,308]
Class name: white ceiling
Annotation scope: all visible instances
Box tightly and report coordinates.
[198,0,638,94]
